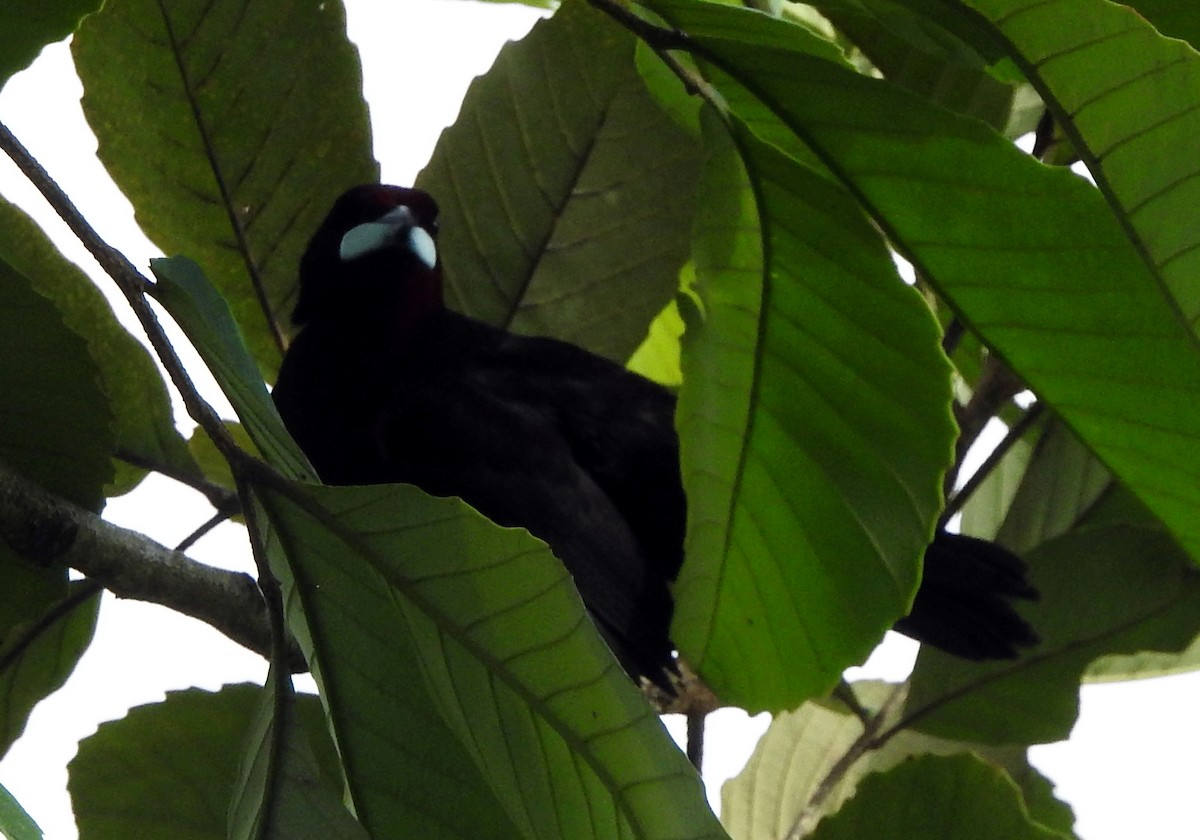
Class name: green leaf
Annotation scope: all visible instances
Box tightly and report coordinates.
[905,524,1200,744]
[0,0,100,84]
[1121,1,1200,50]
[823,1,1018,130]
[259,482,726,840]
[674,115,954,711]
[0,550,64,638]
[0,780,43,840]
[227,671,365,840]
[72,0,378,379]
[952,0,1200,322]
[0,582,99,756]
[256,488,524,840]
[648,0,1200,567]
[720,691,869,839]
[0,195,194,498]
[187,421,260,501]
[807,753,1065,840]
[626,276,691,387]
[721,682,1074,839]
[0,256,113,511]
[149,256,313,482]
[1087,629,1200,683]
[982,420,1200,683]
[69,684,340,840]
[416,0,703,363]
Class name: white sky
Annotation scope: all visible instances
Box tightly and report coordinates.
[0,3,1197,839]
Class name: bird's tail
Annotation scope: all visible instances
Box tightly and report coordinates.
[894,532,1040,660]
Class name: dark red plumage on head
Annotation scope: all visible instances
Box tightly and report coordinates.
[292,185,443,332]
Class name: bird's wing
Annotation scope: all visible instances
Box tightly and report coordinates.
[488,332,687,583]
[377,367,676,683]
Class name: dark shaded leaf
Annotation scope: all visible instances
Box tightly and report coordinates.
[72,0,378,379]
[0,0,100,84]
[0,196,194,497]
[70,684,339,840]
[227,671,365,840]
[417,0,703,363]
[0,582,99,756]
[150,256,313,482]
[0,253,112,510]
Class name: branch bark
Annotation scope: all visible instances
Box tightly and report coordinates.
[0,458,304,671]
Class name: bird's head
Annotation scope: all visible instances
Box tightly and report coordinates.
[293,184,442,326]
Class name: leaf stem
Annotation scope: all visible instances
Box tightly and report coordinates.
[941,401,1045,529]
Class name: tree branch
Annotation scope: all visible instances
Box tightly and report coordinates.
[0,458,304,671]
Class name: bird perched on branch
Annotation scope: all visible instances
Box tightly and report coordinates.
[272,184,1038,692]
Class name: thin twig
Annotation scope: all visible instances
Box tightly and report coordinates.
[587,0,691,50]
[174,504,237,553]
[941,317,965,355]
[785,683,908,840]
[115,447,239,511]
[944,354,1025,495]
[940,401,1045,529]
[587,0,723,103]
[831,679,871,728]
[686,710,707,770]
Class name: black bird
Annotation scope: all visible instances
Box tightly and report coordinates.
[272,184,1038,690]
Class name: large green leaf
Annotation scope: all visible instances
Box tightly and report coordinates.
[0,196,194,496]
[0,582,99,756]
[258,490,524,840]
[72,0,378,379]
[808,754,1065,840]
[416,0,703,363]
[673,115,954,711]
[260,482,725,840]
[647,0,1200,566]
[0,0,100,84]
[69,685,343,840]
